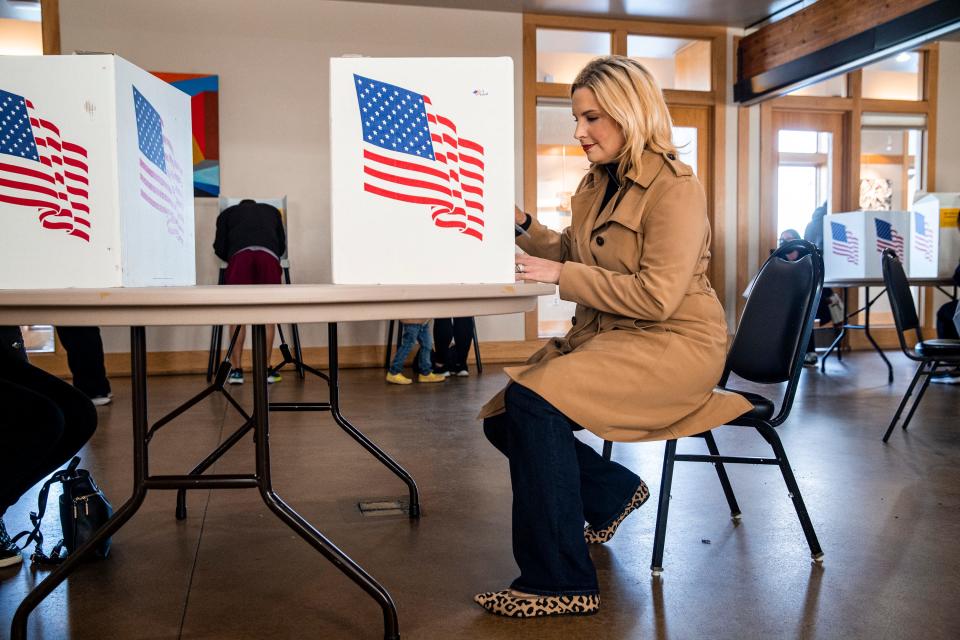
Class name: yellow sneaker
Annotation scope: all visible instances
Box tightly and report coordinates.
[386,372,413,385]
[418,372,447,383]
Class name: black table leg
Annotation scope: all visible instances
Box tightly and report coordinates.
[862,286,894,384]
[250,325,401,640]
[11,326,152,640]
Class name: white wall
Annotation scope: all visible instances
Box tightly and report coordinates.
[936,41,960,191]
[59,0,525,353]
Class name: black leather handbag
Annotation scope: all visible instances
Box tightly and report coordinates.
[13,456,113,565]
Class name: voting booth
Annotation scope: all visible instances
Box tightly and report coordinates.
[913,192,960,278]
[328,57,515,285]
[0,54,195,289]
[823,210,910,280]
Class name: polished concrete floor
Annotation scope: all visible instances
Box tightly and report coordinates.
[1,350,958,639]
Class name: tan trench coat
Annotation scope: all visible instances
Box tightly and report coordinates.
[478,150,752,442]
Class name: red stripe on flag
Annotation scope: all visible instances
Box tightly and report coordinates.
[0,161,56,185]
[459,138,484,154]
[363,165,452,196]
[363,183,449,208]
[460,154,484,170]
[0,176,59,199]
[363,149,450,181]
[61,142,88,157]
[435,115,457,132]
[461,167,483,183]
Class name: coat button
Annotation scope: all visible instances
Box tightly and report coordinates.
[571,316,578,326]
[596,235,605,246]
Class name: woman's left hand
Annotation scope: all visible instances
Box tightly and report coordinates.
[515,255,562,284]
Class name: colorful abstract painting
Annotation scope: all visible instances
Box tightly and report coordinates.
[150,72,219,197]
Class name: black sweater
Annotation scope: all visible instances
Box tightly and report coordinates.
[213,200,286,262]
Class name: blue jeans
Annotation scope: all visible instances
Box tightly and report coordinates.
[483,383,643,596]
[389,322,433,375]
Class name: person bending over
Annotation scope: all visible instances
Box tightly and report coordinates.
[213,199,287,385]
[473,55,751,618]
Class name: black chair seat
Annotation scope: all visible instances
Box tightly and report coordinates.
[915,339,960,358]
[726,389,776,423]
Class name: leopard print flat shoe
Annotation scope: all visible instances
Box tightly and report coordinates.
[584,480,650,544]
[473,590,600,617]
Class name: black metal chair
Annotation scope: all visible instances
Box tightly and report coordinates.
[880,248,960,443]
[603,239,825,576]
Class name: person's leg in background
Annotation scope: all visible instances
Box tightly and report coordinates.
[0,349,98,568]
[450,317,474,376]
[803,288,834,366]
[432,318,454,376]
[55,326,112,404]
[931,299,960,384]
[415,322,445,383]
[386,323,419,385]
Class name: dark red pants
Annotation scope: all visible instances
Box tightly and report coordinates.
[224,249,282,285]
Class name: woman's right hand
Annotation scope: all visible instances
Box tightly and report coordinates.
[514,206,527,225]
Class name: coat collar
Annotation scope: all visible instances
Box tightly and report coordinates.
[625,149,667,188]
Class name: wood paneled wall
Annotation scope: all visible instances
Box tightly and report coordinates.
[739,0,935,80]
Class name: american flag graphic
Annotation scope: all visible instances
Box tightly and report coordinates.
[831,221,860,264]
[353,74,485,241]
[134,87,185,242]
[0,89,91,241]
[914,213,934,261]
[875,218,904,261]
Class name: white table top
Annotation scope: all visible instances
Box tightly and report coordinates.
[0,283,555,326]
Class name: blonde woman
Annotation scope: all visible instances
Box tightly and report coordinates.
[474,56,751,618]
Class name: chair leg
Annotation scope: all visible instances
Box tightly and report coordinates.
[384,320,395,370]
[882,362,927,442]
[650,439,677,577]
[901,361,936,432]
[601,440,613,461]
[702,431,741,519]
[758,424,823,562]
[472,320,483,374]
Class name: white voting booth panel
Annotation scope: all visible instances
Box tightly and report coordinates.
[0,55,194,289]
[909,195,940,278]
[329,57,515,285]
[914,192,960,278]
[823,210,910,280]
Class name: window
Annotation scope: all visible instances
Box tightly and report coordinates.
[536,29,611,84]
[862,51,923,101]
[787,74,847,97]
[860,113,927,210]
[777,130,833,236]
[627,35,711,91]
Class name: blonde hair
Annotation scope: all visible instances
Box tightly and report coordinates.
[571,55,676,181]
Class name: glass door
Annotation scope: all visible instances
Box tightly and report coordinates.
[765,111,845,255]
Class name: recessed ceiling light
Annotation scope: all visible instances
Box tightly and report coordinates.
[895,52,912,63]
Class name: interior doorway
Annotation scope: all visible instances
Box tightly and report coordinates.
[762,110,846,261]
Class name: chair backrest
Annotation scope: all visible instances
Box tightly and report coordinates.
[723,240,823,425]
[880,248,920,334]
